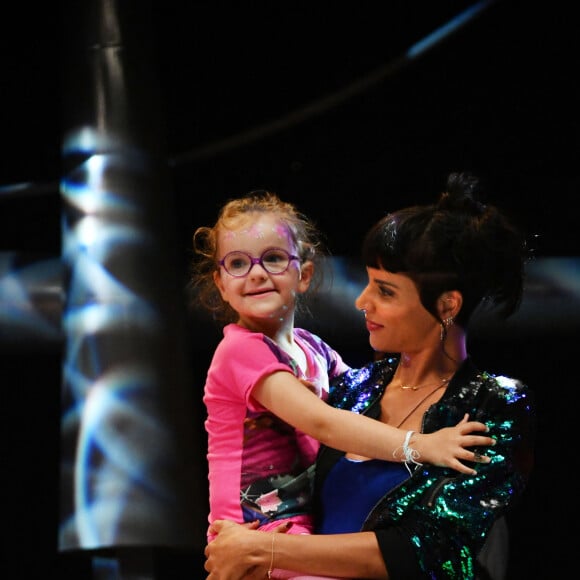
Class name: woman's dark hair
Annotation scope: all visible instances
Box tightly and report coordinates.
[361,172,528,327]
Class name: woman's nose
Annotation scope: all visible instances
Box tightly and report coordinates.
[354,289,368,311]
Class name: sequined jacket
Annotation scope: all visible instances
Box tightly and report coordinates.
[312,356,536,580]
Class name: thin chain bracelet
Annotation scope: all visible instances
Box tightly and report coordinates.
[267,533,275,579]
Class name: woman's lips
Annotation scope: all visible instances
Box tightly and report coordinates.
[365,319,382,332]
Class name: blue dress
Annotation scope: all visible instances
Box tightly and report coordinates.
[318,457,407,534]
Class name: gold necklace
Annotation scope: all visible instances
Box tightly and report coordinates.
[399,376,451,391]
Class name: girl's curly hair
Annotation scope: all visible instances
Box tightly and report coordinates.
[189,190,328,325]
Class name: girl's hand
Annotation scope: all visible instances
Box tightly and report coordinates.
[412,414,495,475]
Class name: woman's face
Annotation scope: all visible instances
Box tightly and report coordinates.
[355,267,440,354]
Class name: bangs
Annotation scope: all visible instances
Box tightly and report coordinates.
[361,215,407,272]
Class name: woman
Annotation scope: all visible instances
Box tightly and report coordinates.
[204,172,536,579]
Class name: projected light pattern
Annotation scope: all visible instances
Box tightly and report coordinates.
[72,370,174,546]
[407,0,494,59]
[0,253,62,346]
[58,128,196,550]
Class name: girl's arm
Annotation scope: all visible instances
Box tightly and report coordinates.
[253,371,493,474]
[205,520,387,580]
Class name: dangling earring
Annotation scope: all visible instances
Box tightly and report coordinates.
[440,317,454,341]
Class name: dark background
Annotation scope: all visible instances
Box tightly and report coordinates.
[2,0,578,577]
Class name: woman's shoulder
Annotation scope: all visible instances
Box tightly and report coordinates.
[479,370,530,396]
[466,362,533,405]
[456,358,531,399]
[454,362,537,439]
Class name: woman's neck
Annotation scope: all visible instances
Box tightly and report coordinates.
[394,339,467,387]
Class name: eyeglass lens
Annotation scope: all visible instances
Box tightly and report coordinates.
[221,248,295,277]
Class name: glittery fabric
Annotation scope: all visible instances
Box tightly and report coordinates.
[314,356,537,579]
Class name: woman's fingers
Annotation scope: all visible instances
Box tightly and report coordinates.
[271,520,293,533]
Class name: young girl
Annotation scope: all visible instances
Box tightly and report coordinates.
[191,190,494,579]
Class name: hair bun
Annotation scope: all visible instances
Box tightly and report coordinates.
[437,171,486,214]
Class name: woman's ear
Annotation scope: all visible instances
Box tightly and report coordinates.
[438,290,462,320]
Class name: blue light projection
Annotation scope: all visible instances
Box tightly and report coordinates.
[58,126,201,551]
[0,253,62,346]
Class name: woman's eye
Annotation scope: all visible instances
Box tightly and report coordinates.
[378,286,394,297]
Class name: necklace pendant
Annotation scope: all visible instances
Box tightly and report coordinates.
[401,385,418,391]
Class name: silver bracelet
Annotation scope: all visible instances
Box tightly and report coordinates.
[402,430,422,475]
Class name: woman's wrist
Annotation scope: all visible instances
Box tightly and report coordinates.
[254,529,275,567]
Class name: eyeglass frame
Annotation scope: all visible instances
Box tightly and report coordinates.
[217,247,301,278]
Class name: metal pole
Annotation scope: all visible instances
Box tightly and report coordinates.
[59,0,205,575]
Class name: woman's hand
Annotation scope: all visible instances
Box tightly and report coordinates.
[205,520,262,580]
[412,414,496,475]
[205,520,291,580]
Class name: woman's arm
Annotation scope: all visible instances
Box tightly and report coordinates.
[205,520,388,580]
[253,371,494,474]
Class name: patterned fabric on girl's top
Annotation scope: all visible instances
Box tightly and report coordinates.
[204,323,350,537]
